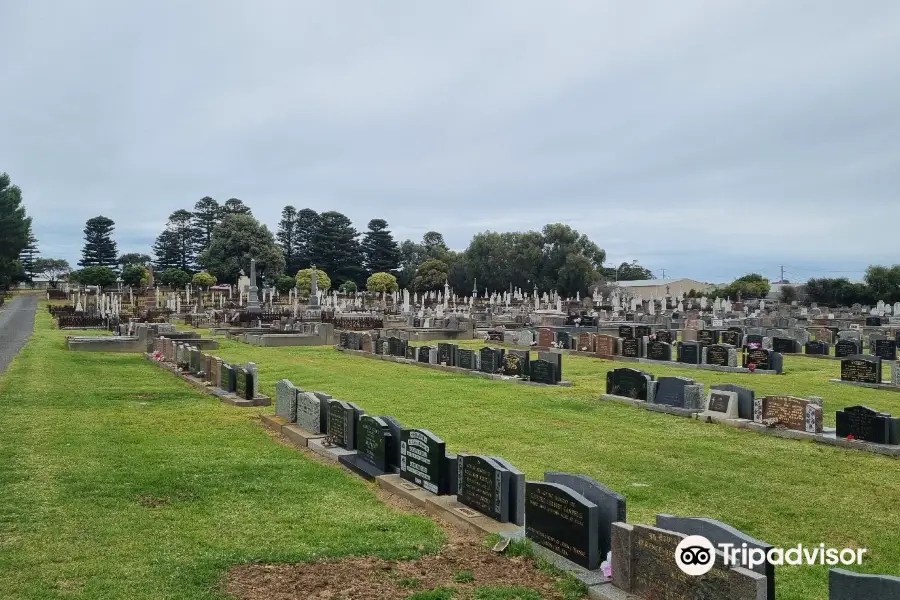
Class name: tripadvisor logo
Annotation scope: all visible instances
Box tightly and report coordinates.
[675,536,867,576]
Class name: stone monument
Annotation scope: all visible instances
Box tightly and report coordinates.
[247,259,262,315]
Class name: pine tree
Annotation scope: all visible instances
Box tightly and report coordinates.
[276,206,302,276]
[192,196,221,253]
[18,227,39,285]
[0,173,31,290]
[361,219,400,275]
[309,211,363,285]
[295,208,320,270]
[152,229,180,271]
[79,216,118,269]
[167,209,197,272]
[222,198,252,216]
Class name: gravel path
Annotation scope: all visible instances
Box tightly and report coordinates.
[0,294,39,376]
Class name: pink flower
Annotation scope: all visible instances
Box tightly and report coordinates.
[600,551,612,578]
[748,362,757,373]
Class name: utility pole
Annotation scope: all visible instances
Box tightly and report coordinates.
[780,265,786,282]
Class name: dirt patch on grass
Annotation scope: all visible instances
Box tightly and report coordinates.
[226,536,574,600]
[136,494,171,508]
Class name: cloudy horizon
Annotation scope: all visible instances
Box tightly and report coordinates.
[2,1,898,285]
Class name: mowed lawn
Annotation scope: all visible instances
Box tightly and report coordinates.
[211,336,900,600]
[0,313,443,600]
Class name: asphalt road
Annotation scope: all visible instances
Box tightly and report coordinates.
[0,294,38,376]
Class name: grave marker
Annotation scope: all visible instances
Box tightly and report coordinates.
[754,395,823,433]
[400,429,447,494]
[297,392,323,433]
[457,454,512,522]
[836,405,899,445]
[840,355,882,384]
[607,368,653,401]
[525,481,599,569]
[544,471,626,560]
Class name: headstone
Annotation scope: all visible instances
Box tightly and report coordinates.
[656,514,775,600]
[653,376,696,409]
[313,392,332,433]
[235,367,253,400]
[655,330,674,344]
[525,481,599,569]
[606,368,653,401]
[836,405,899,445]
[544,472,626,560]
[840,355,882,384]
[697,329,719,345]
[621,337,640,358]
[517,329,535,346]
[634,325,651,339]
[437,342,458,366]
[530,359,556,385]
[457,348,476,370]
[595,334,618,357]
[418,345,431,364]
[327,399,357,449]
[754,395,823,433]
[830,568,900,600]
[405,345,417,360]
[538,328,554,347]
[835,339,861,357]
[743,348,783,373]
[488,456,525,526]
[537,351,562,383]
[479,347,504,374]
[220,363,235,393]
[296,391,323,433]
[804,340,829,355]
[275,379,297,422]
[503,349,530,377]
[874,339,897,361]
[618,325,634,339]
[381,415,405,470]
[577,331,593,352]
[646,340,672,361]
[720,330,743,347]
[356,415,393,472]
[457,454,512,522]
[706,344,734,367]
[866,316,882,326]
[399,429,447,494]
[556,331,571,349]
[772,337,799,354]
[678,341,702,364]
[710,384,756,421]
[744,333,763,347]
[702,390,739,419]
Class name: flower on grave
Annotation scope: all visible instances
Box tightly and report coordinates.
[748,362,757,373]
[151,350,163,361]
[846,434,855,440]
[600,551,612,578]
[748,342,761,350]
[649,334,656,341]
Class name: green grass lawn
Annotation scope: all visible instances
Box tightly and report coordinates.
[209,335,900,600]
[0,313,444,600]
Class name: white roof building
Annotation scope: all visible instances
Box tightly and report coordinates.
[613,278,713,297]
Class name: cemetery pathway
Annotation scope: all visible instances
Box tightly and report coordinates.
[0,294,38,376]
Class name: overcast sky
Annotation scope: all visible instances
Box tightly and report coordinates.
[2,1,899,284]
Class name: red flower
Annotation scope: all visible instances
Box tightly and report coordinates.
[846,434,855,440]
[748,362,757,373]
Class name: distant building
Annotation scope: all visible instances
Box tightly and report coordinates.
[613,278,713,297]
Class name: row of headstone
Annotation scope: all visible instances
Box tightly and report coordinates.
[157,338,258,401]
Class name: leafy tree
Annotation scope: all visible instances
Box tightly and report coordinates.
[121,265,149,287]
[366,272,399,293]
[339,280,358,293]
[397,239,427,289]
[605,261,653,281]
[412,259,449,292]
[277,206,302,275]
[274,275,296,295]
[295,268,331,296]
[192,196,221,252]
[0,173,31,290]
[17,227,39,286]
[309,211,363,285]
[422,231,447,256]
[197,213,284,284]
[779,285,798,304]
[712,273,770,299]
[152,229,181,271]
[160,268,191,288]
[191,271,216,288]
[73,266,117,288]
[78,216,118,269]
[118,253,151,267]
[864,265,900,303]
[361,219,401,275]
[33,258,70,288]
[295,208,320,269]
[222,197,252,216]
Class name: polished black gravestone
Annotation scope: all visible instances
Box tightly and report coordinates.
[489,455,525,525]
[835,339,861,358]
[405,345,417,360]
[874,339,897,361]
[745,333,764,347]
[743,347,778,371]
[327,399,357,449]
[235,367,254,400]
[618,325,634,339]
[556,331,571,349]
[866,316,883,326]
[646,340,671,361]
[830,568,900,600]
[840,355,882,384]
[656,513,775,600]
[457,454,512,522]
[479,347,504,374]
[634,325,651,339]
[418,345,432,363]
[836,405,899,445]
[400,428,448,495]
[457,348,475,370]
[529,359,556,385]
[503,349,530,377]
[697,329,719,345]
[720,330,742,347]
[339,415,394,480]
[606,368,652,401]
[537,351,562,383]
[654,330,673,344]
[706,344,731,366]
[621,337,640,358]
[219,363,235,393]
[654,376,695,408]
[545,472,625,561]
[678,341,702,364]
[805,340,829,355]
[525,481,599,570]
[437,342,458,366]
[339,331,349,348]
[710,383,756,420]
[773,337,799,354]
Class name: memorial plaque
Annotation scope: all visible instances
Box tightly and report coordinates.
[840,355,882,384]
[634,325,651,339]
[595,334,617,357]
[706,344,730,366]
[479,347,503,374]
[525,481,599,569]
[457,454,511,522]
[457,349,475,370]
[529,359,556,385]
[720,330,742,347]
[697,329,719,345]
[327,400,355,449]
[655,330,673,344]
[708,391,731,413]
[621,337,640,358]
[755,395,823,433]
[835,339,860,358]
[804,340,827,355]
[836,405,898,445]
[874,339,897,361]
[296,391,322,433]
[357,415,393,471]
[437,342,458,366]
[537,351,563,383]
[773,337,798,354]
[545,472,626,560]
[405,345,417,360]
[618,325,634,339]
[606,368,652,401]
[653,376,695,408]
[399,429,447,494]
[678,341,702,364]
[646,340,671,361]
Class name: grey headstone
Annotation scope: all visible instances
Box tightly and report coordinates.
[544,471,626,560]
[711,384,756,420]
[653,376,695,408]
[275,379,296,421]
[829,568,900,600]
[313,391,332,434]
[490,456,525,526]
[296,392,322,433]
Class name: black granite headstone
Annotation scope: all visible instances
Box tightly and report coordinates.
[646,340,672,361]
[654,376,695,408]
[457,348,475,370]
[720,330,743,347]
[829,568,900,600]
[654,330,673,344]
[634,325,651,339]
[835,339,860,358]
[525,481,599,569]
[706,344,731,366]
[437,342,458,366]
[489,456,525,526]
[773,337,798,354]
[545,472,625,560]
[503,349,530,377]
[529,359,556,385]
[678,341,702,364]
[621,337,640,358]
[697,329,719,345]
[710,383,756,421]
[537,351,562,383]
[405,345,417,360]
[400,428,447,494]
[866,316,882,327]
[606,368,652,400]
[836,405,899,445]
[327,399,356,449]
[874,339,897,361]
[805,340,828,355]
[357,415,392,471]
[457,454,511,522]
[841,355,882,384]
[618,326,634,339]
